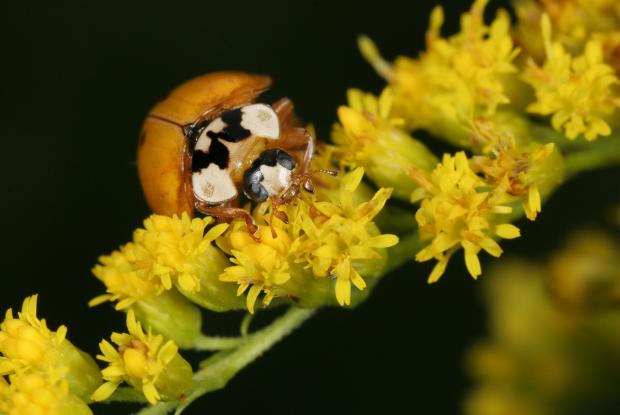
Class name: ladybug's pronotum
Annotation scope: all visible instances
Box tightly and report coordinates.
[138,72,329,237]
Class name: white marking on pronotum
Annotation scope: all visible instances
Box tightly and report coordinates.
[241,104,279,140]
[259,164,292,197]
[192,164,237,204]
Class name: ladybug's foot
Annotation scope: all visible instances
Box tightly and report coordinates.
[272,209,289,225]
[245,219,260,242]
[195,204,260,242]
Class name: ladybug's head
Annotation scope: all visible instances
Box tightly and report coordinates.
[243,149,296,202]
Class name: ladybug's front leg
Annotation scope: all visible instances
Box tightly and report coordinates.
[195,201,260,241]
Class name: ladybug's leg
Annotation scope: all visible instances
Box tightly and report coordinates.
[281,129,320,199]
[195,202,260,241]
[266,198,290,239]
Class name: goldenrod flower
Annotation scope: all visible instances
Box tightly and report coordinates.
[91,213,241,312]
[332,88,438,200]
[90,213,246,346]
[468,118,563,220]
[90,242,164,310]
[360,0,520,145]
[0,296,101,401]
[523,14,620,140]
[513,0,620,60]
[90,242,202,348]
[0,372,93,415]
[289,167,399,306]
[91,310,192,405]
[411,152,520,282]
[134,214,228,294]
[218,216,293,314]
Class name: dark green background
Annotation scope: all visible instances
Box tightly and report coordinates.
[2,1,619,414]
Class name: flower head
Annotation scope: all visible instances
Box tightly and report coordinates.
[289,167,399,306]
[468,118,563,220]
[513,0,620,60]
[134,213,229,293]
[411,152,520,282]
[360,0,520,144]
[90,242,164,310]
[0,296,66,374]
[0,296,101,401]
[91,310,192,405]
[91,213,241,315]
[332,88,438,200]
[522,14,620,140]
[0,372,92,415]
[218,214,293,313]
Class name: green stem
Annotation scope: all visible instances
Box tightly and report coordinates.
[191,335,247,351]
[106,387,147,404]
[532,122,620,176]
[564,134,620,177]
[135,307,315,415]
[386,232,422,274]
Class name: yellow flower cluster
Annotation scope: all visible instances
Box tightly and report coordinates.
[332,88,438,200]
[0,296,100,415]
[334,0,614,283]
[217,167,398,310]
[514,0,620,59]
[92,310,192,405]
[411,152,521,282]
[359,0,520,145]
[90,213,231,311]
[469,117,560,220]
[523,14,620,140]
[290,167,398,306]
[218,216,293,313]
[0,372,92,415]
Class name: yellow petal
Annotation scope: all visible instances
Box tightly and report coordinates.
[464,253,481,279]
[364,234,399,248]
[91,381,120,401]
[246,284,263,314]
[335,277,351,306]
[428,258,448,283]
[350,269,367,290]
[495,224,520,239]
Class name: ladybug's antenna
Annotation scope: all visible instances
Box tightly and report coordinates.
[313,169,338,177]
[147,114,184,128]
[315,168,338,177]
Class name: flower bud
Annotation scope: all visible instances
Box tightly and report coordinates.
[332,88,438,201]
[129,289,202,349]
[174,244,245,312]
[0,372,93,415]
[0,295,101,401]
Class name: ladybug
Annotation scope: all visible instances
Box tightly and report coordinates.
[137,72,325,235]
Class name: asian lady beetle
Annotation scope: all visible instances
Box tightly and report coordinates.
[137,72,326,236]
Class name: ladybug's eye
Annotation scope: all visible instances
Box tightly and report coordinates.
[243,149,296,202]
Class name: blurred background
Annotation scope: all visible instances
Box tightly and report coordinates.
[2,0,620,413]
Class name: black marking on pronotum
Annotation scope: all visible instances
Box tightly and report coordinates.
[242,149,296,202]
[192,138,230,172]
[252,148,296,170]
[184,120,211,144]
[206,108,252,143]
